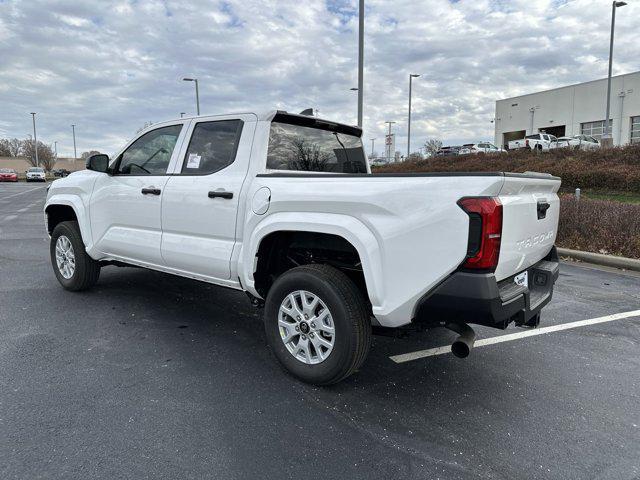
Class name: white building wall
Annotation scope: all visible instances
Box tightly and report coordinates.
[494,71,640,148]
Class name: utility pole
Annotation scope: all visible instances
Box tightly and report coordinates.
[407,74,420,158]
[54,141,58,157]
[183,78,200,115]
[370,138,375,158]
[385,121,396,163]
[356,0,364,127]
[30,112,38,166]
[71,124,77,159]
[603,1,627,147]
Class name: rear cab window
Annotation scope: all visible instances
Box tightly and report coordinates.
[266,114,367,173]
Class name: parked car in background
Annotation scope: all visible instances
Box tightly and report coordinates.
[459,142,506,155]
[0,168,18,182]
[435,146,461,156]
[508,133,557,151]
[25,167,46,182]
[553,135,600,150]
[52,168,71,177]
[44,110,561,385]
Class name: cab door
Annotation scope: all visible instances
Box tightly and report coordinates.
[160,114,256,280]
[90,122,189,265]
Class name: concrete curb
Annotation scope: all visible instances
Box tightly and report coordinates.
[557,247,640,272]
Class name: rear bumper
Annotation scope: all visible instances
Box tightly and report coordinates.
[414,247,559,329]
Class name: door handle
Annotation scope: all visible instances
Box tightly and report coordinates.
[208,190,233,199]
[537,201,550,219]
[141,187,161,195]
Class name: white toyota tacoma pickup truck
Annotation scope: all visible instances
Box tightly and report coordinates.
[45,110,561,384]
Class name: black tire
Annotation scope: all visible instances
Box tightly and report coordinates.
[264,264,371,385]
[50,221,100,291]
[536,144,543,151]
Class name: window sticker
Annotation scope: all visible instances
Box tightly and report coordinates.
[186,153,201,169]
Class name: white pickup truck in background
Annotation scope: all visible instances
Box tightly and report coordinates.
[508,133,557,151]
[44,110,561,385]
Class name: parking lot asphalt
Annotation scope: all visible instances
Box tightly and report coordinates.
[1,181,639,480]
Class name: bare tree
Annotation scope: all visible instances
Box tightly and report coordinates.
[286,137,330,171]
[424,139,443,157]
[136,121,155,134]
[81,150,102,160]
[21,138,56,170]
[0,139,11,156]
[8,138,21,156]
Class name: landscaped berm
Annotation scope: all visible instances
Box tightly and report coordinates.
[373,144,640,259]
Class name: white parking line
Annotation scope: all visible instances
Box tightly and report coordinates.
[0,186,46,200]
[390,309,640,363]
[3,214,18,221]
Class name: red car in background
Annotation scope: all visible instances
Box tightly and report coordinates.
[0,168,18,182]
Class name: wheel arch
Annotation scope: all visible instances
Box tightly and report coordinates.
[45,196,93,250]
[241,212,384,311]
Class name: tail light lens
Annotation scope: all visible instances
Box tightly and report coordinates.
[525,139,529,147]
[457,197,503,271]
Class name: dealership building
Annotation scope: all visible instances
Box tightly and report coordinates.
[494,71,640,148]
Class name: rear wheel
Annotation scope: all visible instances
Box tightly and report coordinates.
[50,221,100,291]
[264,264,371,385]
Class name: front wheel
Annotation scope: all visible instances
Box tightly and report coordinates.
[264,264,371,385]
[50,221,100,291]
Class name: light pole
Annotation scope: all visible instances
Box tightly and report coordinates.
[356,0,364,128]
[180,112,186,118]
[183,78,200,115]
[603,1,627,147]
[407,73,420,158]
[30,112,39,166]
[385,121,396,163]
[54,141,58,157]
[528,106,539,135]
[370,138,375,158]
[71,124,77,159]
[350,87,359,124]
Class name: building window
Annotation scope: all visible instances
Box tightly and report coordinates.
[580,120,612,141]
[631,116,640,144]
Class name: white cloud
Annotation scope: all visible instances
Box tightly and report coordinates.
[0,0,637,156]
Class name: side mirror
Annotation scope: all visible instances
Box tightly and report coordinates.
[86,154,110,173]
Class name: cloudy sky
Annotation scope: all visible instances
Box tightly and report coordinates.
[0,0,638,157]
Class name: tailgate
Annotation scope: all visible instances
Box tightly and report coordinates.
[495,173,561,281]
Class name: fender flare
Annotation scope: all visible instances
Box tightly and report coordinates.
[240,212,385,310]
[44,195,94,251]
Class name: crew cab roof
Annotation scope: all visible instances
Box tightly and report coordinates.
[168,110,362,136]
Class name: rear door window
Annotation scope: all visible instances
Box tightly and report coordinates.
[267,121,367,173]
[180,120,243,175]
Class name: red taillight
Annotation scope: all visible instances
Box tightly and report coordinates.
[457,197,503,271]
[525,139,529,147]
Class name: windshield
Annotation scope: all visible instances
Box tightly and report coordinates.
[267,121,367,173]
[0,168,14,173]
[28,167,44,172]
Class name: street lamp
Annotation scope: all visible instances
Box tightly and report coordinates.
[180,112,186,118]
[30,112,38,167]
[183,78,200,115]
[54,141,58,157]
[407,74,420,158]
[350,88,359,124]
[603,1,627,147]
[71,124,77,159]
[385,121,396,163]
[356,0,364,128]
